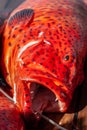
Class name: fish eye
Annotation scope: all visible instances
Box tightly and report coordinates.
[64,55,70,61]
[63,53,75,64]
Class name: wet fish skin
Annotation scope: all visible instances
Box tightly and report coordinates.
[1,0,87,121]
[0,92,25,130]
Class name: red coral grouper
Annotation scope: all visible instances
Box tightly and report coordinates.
[1,0,87,121]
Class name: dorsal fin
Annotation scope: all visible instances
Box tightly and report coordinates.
[8,9,34,26]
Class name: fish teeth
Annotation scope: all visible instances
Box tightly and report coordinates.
[30,91,34,94]
[30,91,35,100]
[58,100,66,112]
[13,83,17,103]
[55,97,58,102]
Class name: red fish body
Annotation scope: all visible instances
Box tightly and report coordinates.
[1,0,87,121]
[0,91,25,130]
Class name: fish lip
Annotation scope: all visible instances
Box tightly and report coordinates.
[17,61,71,113]
[20,76,71,113]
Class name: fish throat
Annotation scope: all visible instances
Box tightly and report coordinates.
[30,82,59,113]
[21,81,61,116]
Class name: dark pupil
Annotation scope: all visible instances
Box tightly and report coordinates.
[65,55,69,61]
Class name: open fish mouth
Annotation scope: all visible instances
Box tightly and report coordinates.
[26,80,70,114]
[14,66,71,116]
[30,82,59,114]
[14,62,72,114]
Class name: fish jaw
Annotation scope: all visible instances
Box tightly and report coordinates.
[29,77,71,112]
[14,64,73,120]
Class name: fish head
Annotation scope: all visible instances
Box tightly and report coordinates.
[3,6,86,120]
[15,14,84,113]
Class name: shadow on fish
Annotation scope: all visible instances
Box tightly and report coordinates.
[0,0,87,129]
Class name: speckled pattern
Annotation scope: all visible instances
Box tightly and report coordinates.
[1,0,87,129]
[0,92,25,129]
